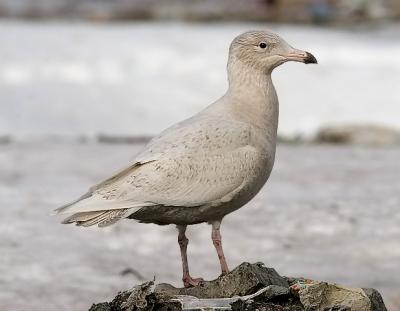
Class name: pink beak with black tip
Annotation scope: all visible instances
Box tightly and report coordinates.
[281,49,318,64]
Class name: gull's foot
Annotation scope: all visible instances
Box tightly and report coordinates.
[183,276,204,288]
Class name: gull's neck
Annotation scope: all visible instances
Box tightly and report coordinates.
[224,60,279,137]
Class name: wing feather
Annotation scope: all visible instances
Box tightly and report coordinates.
[56,117,257,216]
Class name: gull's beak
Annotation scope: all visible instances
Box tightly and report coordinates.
[281,49,318,64]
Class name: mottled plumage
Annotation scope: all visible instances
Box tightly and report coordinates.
[55,30,316,287]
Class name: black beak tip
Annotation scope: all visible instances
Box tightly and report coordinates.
[304,52,318,64]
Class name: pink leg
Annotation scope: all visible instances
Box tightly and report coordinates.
[177,225,203,287]
[211,221,229,275]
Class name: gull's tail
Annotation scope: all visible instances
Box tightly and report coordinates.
[53,192,156,227]
[60,208,135,227]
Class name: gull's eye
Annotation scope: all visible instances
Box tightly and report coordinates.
[259,42,267,49]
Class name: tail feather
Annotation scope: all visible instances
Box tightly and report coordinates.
[63,208,134,227]
[61,211,105,224]
[76,212,110,227]
[98,209,132,227]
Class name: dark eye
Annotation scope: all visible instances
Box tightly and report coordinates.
[259,42,267,49]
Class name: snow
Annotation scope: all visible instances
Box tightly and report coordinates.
[1,142,400,310]
[0,21,399,140]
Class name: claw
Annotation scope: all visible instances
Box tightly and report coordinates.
[183,276,204,288]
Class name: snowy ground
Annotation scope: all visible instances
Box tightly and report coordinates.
[0,20,400,141]
[1,142,399,310]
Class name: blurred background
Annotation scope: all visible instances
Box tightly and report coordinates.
[0,0,399,310]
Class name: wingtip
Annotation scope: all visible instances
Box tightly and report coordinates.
[50,209,59,216]
[52,204,70,216]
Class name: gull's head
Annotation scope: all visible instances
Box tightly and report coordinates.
[229,30,317,73]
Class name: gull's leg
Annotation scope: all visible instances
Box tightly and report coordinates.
[177,225,203,287]
[211,220,229,275]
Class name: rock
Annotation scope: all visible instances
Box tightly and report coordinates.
[362,288,388,311]
[155,262,288,299]
[298,281,371,310]
[121,280,154,311]
[89,290,131,311]
[89,262,387,311]
[315,124,400,146]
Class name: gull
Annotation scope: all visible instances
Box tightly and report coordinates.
[55,30,317,288]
